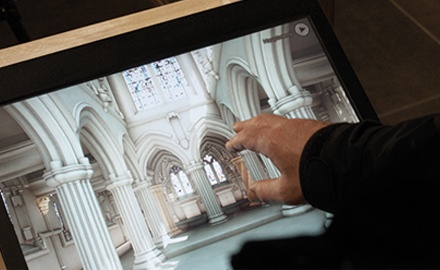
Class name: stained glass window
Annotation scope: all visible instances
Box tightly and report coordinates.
[179,171,193,194]
[170,165,193,197]
[213,159,227,182]
[170,173,184,197]
[123,57,191,111]
[204,163,217,185]
[191,47,215,91]
[122,65,163,111]
[203,154,227,185]
[152,57,190,102]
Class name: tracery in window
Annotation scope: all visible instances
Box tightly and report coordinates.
[122,65,163,111]
[191,46,217,92]
[203,154,227,186]
[123,57,191,111]
[170,165,193,197]
[152,57,190,102]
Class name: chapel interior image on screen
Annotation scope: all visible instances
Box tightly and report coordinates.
[0,18,359,270]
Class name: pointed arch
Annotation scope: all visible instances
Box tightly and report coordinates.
[200,135,235,161]
[137,131,191,177]
[226,61,268,121]
[122,134,143,183]
[5,96,85,168]
[187,116,234,161]
[200,135,239,185]
[218,103,239,129]
[78,106,129,180]
[149,150,194,199]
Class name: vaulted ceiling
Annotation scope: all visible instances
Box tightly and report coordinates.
[0,0,180,178]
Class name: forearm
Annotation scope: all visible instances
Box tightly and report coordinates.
[299,114,440,214]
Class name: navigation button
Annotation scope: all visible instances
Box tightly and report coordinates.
[294,23,310,37]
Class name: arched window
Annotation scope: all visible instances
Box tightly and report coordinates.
[170,165,193,197]
[152,58,190,102]
[122,65,163,111]
[122,57,190,111]
[203,154,227,186]
[191,46,216,92]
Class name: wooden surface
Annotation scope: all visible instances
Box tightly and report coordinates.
[0,0,240,69]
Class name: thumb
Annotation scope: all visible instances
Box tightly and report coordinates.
[247,178,279,203]
[247,176,305,205]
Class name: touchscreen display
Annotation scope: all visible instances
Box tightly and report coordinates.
[0,17,360,270]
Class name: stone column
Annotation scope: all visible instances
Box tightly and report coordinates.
[271,96,317,216]
[107,191,129,242]
[271,91,317,217]
[107,177,165,269]
[239,150,268,181]
[150,185,181,236]
[44,161,123,270]
[270,91,316,120]
[185,161,228,225]
[231,156,252,191]
[259,154,280,179]
[134,181,168,247]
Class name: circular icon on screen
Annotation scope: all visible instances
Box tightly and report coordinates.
[294,22,310,37]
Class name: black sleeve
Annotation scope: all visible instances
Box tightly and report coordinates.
[299,114,440,215]
[231,114,440,269]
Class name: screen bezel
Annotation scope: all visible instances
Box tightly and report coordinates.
[0,0,378,269]
[0,0,377,121]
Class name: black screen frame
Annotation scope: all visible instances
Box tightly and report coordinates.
[0,0,377,121]
[0,0,378,269]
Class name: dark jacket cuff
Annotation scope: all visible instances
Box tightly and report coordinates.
[299,124,344,213]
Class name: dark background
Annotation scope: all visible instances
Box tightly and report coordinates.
[1,0,439,124]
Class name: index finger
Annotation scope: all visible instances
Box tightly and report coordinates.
[231,119,248,133]
[225,132,245,152]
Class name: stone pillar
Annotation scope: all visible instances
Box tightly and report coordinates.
[231,156,252,191]
[106,74,135,120]
[107,191,129,242]
[134,181,168,247]
[239,150,268,181]
[270,91,316,120]
[185,161,228,225]
[263,93,316,216]
[107,177,165,269]
[44,161,123,270]
[271,95,318,216]
[270,90,318,217]
[259,154,280,179]
[150,185,181,236]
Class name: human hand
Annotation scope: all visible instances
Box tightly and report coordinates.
[225,114,329,205]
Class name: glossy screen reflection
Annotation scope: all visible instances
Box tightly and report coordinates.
[0,17,361,270]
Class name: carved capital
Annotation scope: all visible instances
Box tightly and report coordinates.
[184,160,204,174]
[44,161,94,188]
[271,91,313,116]
[105,173,133,190]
